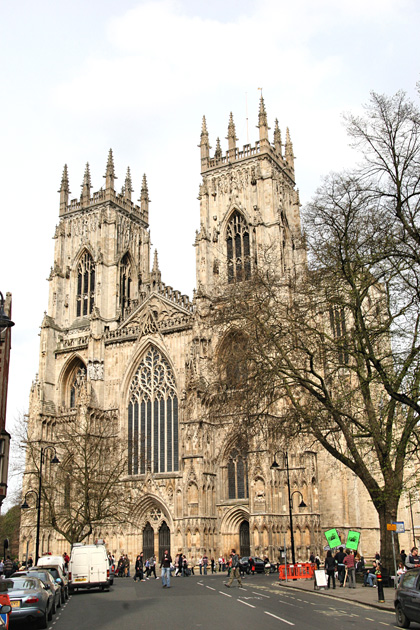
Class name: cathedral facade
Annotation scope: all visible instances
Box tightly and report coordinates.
[20,98,385,562]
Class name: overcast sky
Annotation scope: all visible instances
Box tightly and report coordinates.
[1,0,419,503]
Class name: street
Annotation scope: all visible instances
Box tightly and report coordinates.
[13,573,398,630]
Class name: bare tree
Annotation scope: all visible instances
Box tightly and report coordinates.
[203,89,420,571]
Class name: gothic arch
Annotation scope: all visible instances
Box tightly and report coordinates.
[59,354,87,408]
[126,345,179,475]
[220,506,250,535]
[131,494,173,532]
[224,209,251,283]
[119,251,135,319]
[73,247,96,318]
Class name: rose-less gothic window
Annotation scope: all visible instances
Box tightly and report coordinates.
[226,211,251,283]
[128,347,178,475]
[120,253,132,319]
[76,252,95,317]
[227,449,248,500]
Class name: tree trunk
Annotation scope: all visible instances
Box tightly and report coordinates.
[377,503,399,574]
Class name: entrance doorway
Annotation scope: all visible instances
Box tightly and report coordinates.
[158,521,170,561]
[143,522,154,560]
[239,520,250,557]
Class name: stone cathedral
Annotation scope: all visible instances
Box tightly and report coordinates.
[20,98,384,562]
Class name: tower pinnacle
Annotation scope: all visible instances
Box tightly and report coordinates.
[140,173,150,224]
[59,164,70,214]
[104,148,117,190]
[274,119,282,157]
[285,127,295,171]
[214,137,222,160]
[80,163,92,203]
[226,112,237,153]
[257,95,270,143]
[199,115,210,166]
[124,167,133,201]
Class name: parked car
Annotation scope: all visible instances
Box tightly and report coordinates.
[33,565,69,603]
[239,557,266,574]
[395,568,420,627]
[4,576,54,629]
[12,570,61,614]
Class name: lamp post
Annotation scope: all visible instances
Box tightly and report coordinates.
[21,445,59,563]
[0,291,14,339]
[271,451,307,565]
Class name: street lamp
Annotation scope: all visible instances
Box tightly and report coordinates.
[0,292,14,340]
[271,451,307,565]
[21,445,60,563]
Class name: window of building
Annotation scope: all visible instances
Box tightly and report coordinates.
[329,306,349,364]
[128,347,178,475]
[219,330,248,388]
[76,252,95,317]
[120,253,132,318]
[67,361,86,408]
[226,211,251,283]
[227,449,248,499]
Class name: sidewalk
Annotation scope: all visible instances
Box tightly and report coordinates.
[273,577,395,612]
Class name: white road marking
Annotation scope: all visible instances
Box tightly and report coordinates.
[379,623,389,626]
[365,618,375,621]
[219,591,232,597]
[278,599,299,607]
[206,586,215,590]
[265,611,295,625]
[197,582,204,586]
[253,591,270,598]
[238,599,255,608]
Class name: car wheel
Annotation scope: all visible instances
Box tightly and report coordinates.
[37,609,48,629]
[396,604,411,628]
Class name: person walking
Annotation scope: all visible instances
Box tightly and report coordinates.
[160,549,172,588]
[202,552,208,575]
[334,547,346,587]
[324,550,336,589]
[344,549,356,588]
[225,549,243,588]
[149,555,157,579]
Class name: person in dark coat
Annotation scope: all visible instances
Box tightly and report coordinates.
[325,550,336,589]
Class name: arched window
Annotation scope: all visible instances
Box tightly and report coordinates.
[76,251,95,317]
[226,211,250,283]
[227,449,248,500]
[120,253,132,319]
[65,359,86,408]
[128,347,178,475]
[219,330,248,388]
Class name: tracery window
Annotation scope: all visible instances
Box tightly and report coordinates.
[128,347,178,475]
[226,211,251,283]
[329,306,349,365]
[227,449,248,500]
[120,253,132,318]
[76,252,95,317]
[68,362,86,408]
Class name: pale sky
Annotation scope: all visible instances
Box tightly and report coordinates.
[1,0,419,504]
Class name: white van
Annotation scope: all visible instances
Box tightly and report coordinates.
[37,555,65,570]
[68,543,111,592]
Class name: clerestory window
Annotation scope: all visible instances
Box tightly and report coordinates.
[76,252,95,317]
[226,211,251,283]
[128,347,179,475]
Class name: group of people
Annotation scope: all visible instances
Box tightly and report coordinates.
[323,548,358,589]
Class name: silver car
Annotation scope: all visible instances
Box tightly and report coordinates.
[13,570,61,614]
[4,576,54,629]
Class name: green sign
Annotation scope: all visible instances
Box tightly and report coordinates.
[324,528,341,548]
[346,530,360,551]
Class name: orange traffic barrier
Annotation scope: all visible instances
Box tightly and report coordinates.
[278,563,315,580]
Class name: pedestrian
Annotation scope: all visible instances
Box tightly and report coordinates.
[343,549,356,588]
[400,549,407,566]
[190,556,195,576]
[249,556,255,575]
[160,549,172,588]
[198,555,203,575]
[309,552,315,564]
[364,561,377,587]
[225,549,242,588]
[334,547,346,587]
[182,555,189,576]
[149,555,157,579]
[3,557,13,579]
[315,555,321,570]
[405,547,420,568]
[211,557,216,574]
[202,552,208,575]
[218,556,223,572]
[324,550,336,589]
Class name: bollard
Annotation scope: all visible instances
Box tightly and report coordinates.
[376,568,385,603]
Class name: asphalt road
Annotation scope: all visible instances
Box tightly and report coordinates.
[13,573,398,630]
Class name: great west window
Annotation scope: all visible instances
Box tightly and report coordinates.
[128,347,179,475]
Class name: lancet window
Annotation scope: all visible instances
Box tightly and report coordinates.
[227,449,248,500]
[120,253,132,319]
[226,211,251,283]
[329,306,349,365]
[76,252,95,317]
[128,347,179,475]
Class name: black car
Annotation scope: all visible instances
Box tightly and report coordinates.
[239,557,265,574]
[395,568,420,627]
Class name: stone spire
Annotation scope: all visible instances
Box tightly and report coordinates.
[285,127,295,170]
[274,119,282,157]
[151,249,161,283]
[214,137,222,160]
[199,116,210,167]
[124,167,133,201]
[140,173,150,223]
[104,148,117,190]
[59,164,70,214]
[80,163,92,203]
[226,112,238,153]
[257,95,269,144]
